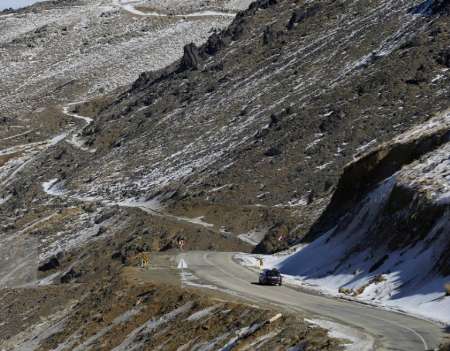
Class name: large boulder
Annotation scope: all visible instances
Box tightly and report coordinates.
[180,43,203,71]
[287,4,321,30]
[38,257,60,272]
[60,268,81,283]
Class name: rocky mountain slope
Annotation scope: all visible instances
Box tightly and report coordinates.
[0,0,340,350]
[13,0,450,252]
[1,0,450,349]
[1,257,340,351]
[240,109,450,324]
[0,0,247,143]
[1,0,255,288]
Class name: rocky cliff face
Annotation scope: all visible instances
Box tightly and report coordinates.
[308,110,450,241]
[276,110,450,323]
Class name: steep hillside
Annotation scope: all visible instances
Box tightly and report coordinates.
[0,0,255,291]
[11,0,449,253]
[239,109,450,324]
[1,262,339,351]
[0,0,344,349]
[0,0,247,142]
[1,0,450,348]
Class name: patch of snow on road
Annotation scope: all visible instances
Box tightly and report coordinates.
[62,105,93,125]
[174,215,214,228]
[115,197,162,214]
[62,104,96,153]
[180,271,219,291]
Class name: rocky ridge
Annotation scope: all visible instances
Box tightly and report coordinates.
[34,0,450,253]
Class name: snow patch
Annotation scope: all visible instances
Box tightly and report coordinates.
[112,302,194,351]
[306,319,375,351]
[237,177,450,324]
[186,305,221,321]
[42,178,65,196]
[237,229,267,246]
[180,271,219,291]
[71,306,144,351]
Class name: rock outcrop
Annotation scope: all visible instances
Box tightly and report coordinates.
[180,43,203,71]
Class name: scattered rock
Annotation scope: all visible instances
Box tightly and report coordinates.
[95,226,106,236]
[262,26,278,46]
[53,148,65,160]
[338,287,353,295]
[60,268,81,283]
[180,43,203,71]
[437,48,450,67]
[204,32,225,55]
[94,209,116,224]
[38,257,60,272]
[287,4,321,30]
[264,146,281,157]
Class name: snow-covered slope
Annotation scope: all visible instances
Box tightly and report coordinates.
[239,111,450,324]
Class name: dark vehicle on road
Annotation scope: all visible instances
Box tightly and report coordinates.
[259,268,282,286]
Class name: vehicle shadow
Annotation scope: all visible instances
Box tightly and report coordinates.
[251,282,281,286]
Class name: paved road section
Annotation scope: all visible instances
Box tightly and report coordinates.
[182,251,447,351]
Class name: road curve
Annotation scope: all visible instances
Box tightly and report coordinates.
[182,251,446,351]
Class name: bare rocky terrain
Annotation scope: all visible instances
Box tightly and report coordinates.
[1,0,450,349]
[0,0,339,350]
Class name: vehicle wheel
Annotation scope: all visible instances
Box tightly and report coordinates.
[279,281,282,286]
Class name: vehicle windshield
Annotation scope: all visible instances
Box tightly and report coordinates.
[266,270,280,277]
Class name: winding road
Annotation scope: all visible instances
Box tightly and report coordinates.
[182,251,446,351]
[39,105,446,350]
